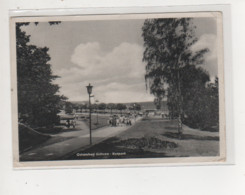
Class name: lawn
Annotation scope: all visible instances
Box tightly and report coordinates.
[18,124,75,154]
[82,115,109,130]
[18,124,51,153]
[67,117,220,159]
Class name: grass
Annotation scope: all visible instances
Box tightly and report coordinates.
[34,126,64,134]
[18,124,51,153]
[19,115,108,154]
[19,123,76,154]
[82,115,109,130]
[68,117,219,160]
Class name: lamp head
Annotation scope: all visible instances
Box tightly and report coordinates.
[86,83,93,95]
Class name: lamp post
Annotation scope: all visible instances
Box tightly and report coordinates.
[95,99,99,125]
[134,103,136,123]
[86,83,93,145]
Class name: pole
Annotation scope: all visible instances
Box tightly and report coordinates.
[89,94,92,145]
[177,67,183,139]
[97,107,98,124]
[134,104,136,123]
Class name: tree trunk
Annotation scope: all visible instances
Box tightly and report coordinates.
[177,67,183,139]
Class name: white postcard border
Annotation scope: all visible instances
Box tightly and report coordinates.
[9,6,232,169]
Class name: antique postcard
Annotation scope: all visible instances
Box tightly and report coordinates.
[10,11,226,168]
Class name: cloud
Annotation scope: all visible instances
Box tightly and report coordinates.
[54,35,219,102]
[68,42,146,81]
[94,82,153,103]
[191,33,218,77]
[53,42,153,102]
[71,42,103,70]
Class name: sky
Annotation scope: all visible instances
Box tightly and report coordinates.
[21,17,218,103]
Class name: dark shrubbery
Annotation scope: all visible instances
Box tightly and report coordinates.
[167,66,219,131]
[18,123,50,153]
[182,77,219,131]
[117,137,178,150]
[16,23,66,128]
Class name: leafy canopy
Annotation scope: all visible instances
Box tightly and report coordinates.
[16,22,66,127]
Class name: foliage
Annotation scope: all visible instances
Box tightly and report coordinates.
[142,18,217,131]
[18,123,50,153]
[82,104,88,110]
[107,103,116,110]
[134,103,142,111]
[167,86,179,119]
[129,103,141,111]
[182,77,219,130]
[65,102,74,114]
[116,103,127,111]
[150,78,165,110]
[142,18,208,85]
[98,103,107,110]
[154,97,162,110]
[16,22,65,127]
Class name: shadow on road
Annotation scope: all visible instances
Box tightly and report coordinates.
[164,126,178,131]
[162,132,219,141]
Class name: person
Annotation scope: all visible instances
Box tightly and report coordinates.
[125,117,129,126]
[112,117,116,127]
[72,120,76,128]
[66,119,70,128]
[161,113,164,119]
[129,117,132,126]
[108,117,112,126]
[119,115,124,126]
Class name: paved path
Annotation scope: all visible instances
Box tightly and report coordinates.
[20,117,142,161]
[56,120,89,137]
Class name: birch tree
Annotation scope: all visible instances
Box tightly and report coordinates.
[142,18,208,138]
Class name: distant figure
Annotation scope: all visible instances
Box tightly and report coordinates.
[125,117,131,126]
[129,118,132,126]
[108,117,112,126]
[119,115,124,126]
[72,120,76,128]
[66,120,70,128]
[112,117,117,127]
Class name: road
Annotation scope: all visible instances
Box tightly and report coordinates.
[20,117,142,161]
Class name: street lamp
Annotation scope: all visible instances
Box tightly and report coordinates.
[134,103,136,123]
[95,99,99,125]
[86,83,93,145]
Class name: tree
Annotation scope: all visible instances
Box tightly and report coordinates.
[192,77,218,130]
[154,98,161,110]
[205,77,219,130]
[180,66,210,128]
[150,77,165,110]
[16,22,65,127]
[91,103,98,111]
[134,103,141,111]
[82,104,88,110]
[116,103,127,114]
[65,102,73,114]
[73,103,79,112]
[142,18,208,137]
[167,87,179,119]
[129,103,141,111]
[98,103,107,110]
[107,103,116,115]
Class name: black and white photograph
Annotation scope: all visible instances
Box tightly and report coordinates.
[11,12,225,167]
